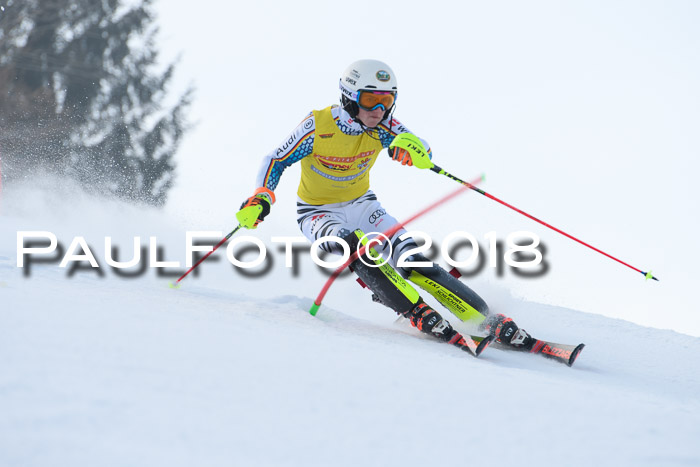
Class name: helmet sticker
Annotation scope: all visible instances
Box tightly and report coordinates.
[339,84,354,99]
[376,70,390,82]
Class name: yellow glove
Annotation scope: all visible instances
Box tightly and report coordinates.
[236,187,275,229]
[388,133,434,169]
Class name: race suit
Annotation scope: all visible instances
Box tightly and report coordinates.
[251,103,489,323]
[254,105,431,263]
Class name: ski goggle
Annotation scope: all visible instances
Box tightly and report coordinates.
[357,90,396,111]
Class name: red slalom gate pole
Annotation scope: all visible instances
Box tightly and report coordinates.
[430,165,659,281]
[309,174,485,316]
[169,225,242,288]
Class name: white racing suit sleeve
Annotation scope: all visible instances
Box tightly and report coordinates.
[254,112,316,192]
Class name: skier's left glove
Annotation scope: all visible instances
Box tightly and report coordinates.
[388,147,414,166]
[236,187,275,229]
[388,133,434,169]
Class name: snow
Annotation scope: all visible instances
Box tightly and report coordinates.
[1,187,699,466]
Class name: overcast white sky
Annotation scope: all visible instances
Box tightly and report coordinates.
[154,0,700,336]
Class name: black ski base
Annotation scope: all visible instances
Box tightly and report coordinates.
[474,334,495,357]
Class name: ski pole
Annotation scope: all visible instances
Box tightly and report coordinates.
[309,174,485,316]
[169,225,242,288]
[430,165,659,281]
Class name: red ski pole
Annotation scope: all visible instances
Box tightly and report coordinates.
[169,225,242,288]
[430,165,659,281]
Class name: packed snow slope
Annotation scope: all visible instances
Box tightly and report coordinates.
[1,186,699,467]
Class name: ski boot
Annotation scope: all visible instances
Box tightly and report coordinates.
[404,302,491,356]
[480,313,534,350]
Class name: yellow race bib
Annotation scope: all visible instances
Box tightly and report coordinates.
[297,106,384,204]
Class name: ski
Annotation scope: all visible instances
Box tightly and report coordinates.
[471,335,585,367]
[528,340,585,366]
[394,314,580,364]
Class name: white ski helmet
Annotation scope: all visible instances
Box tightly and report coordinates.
[339,59,397,119]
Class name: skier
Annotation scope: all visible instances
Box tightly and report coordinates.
[235,59,531,354]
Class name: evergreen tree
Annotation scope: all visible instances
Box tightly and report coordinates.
[0,0,191,206]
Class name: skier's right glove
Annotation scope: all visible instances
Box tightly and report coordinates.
[236,187,275,229]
